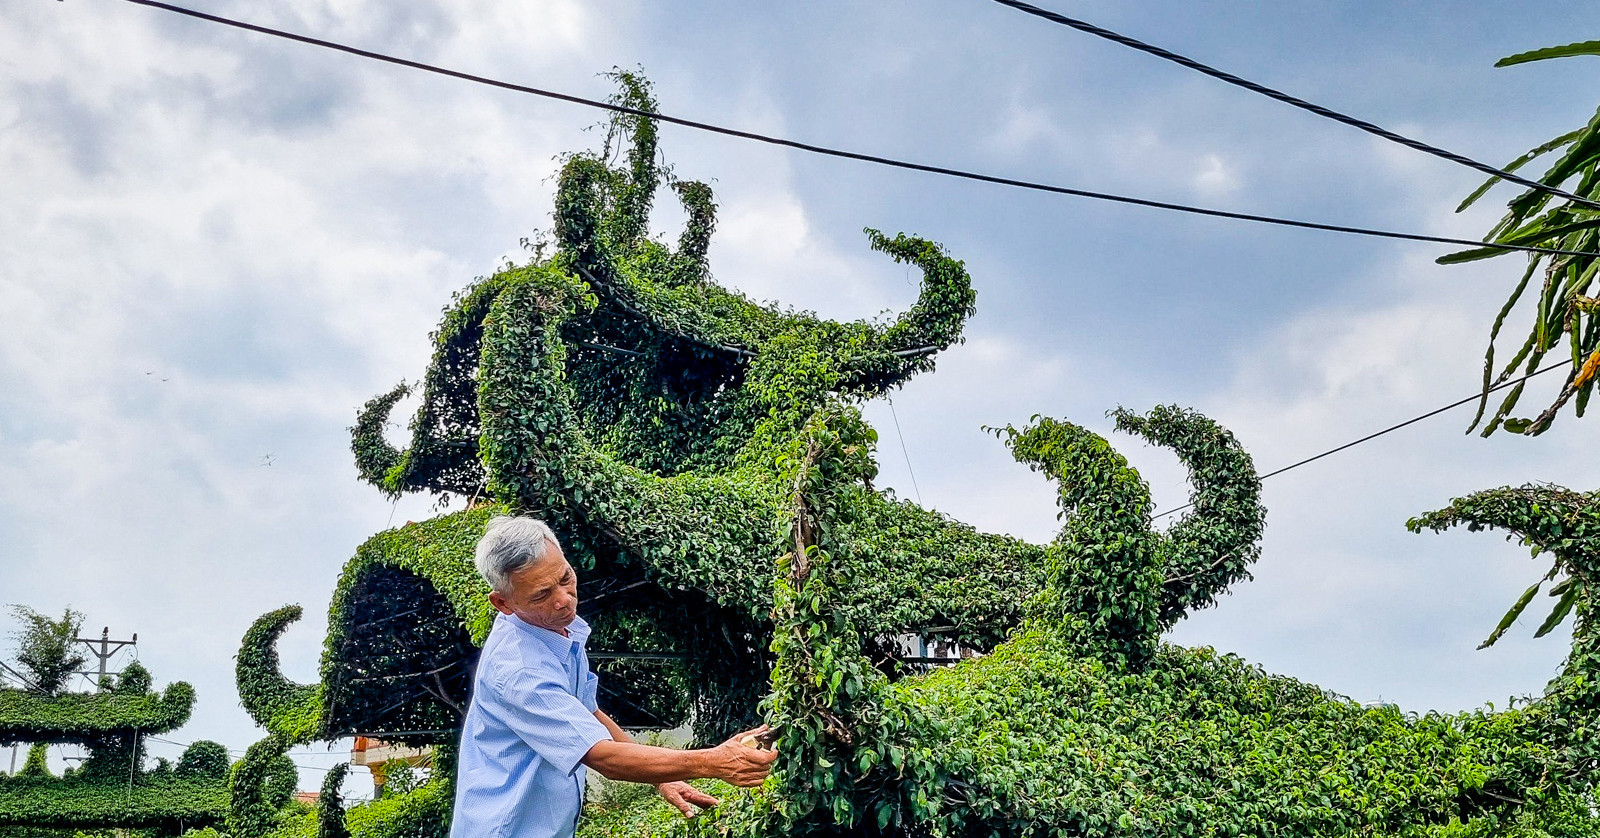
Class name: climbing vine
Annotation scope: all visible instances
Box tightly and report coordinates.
[316,763,348,838]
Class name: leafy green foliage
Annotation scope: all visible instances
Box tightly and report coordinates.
[235,608,323,744]
[0,679,193,747]
[339,776,450,838]
[232,763,455,838]
[579,779,737,838]
[243,71,997,756]
[227,736,297,838]
[316,763,349,838]
[1409,484,1600,794]
[378,764,418,800]
[1443,47,1600,436]
[575,414,1597,837]
[0,771,229,832]
[17,744,48,779]
[177,742,231,782]
[7,607,87,696]
[1498,40,1600,67]
[0,655,225,832]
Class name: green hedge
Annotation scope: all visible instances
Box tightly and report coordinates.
[340,777,450,838]
[0,681,193,745]
[0,772,228,831]
[0,661,228,833]
[676,412,1596,837]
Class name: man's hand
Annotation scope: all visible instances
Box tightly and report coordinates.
[656,780,720,817]
[708,724,779,788]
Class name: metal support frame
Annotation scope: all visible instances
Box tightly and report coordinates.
[74,627,137,691]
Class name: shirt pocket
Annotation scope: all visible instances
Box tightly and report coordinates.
[580,669,599,712]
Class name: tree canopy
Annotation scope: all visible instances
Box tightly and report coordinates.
[6,607,87,697]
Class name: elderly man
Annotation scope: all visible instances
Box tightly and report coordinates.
[451,515,777,837]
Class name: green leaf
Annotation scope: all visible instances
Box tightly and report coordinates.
[1456,129,1585,212]
[1502,417,1534,434]
[1436,245,1518,265]
[1533,584,1581,638]
[1479,580,1543,649]
[1498,40,1600,67]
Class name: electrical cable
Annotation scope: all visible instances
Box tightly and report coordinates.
[146,734,351,771]
[105,0,1596,260]
[1152,358,1574,520]
[886,396,924,505]
[989,0,1600,213]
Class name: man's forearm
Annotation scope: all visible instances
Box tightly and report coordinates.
[593,709,634,747]
[581,739,722,784]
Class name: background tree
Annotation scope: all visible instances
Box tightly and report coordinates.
[7,606,86,696]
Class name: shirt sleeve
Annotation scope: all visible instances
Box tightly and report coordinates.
[496,668,614,775]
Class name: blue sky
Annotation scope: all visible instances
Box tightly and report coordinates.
[3,0,1599,793]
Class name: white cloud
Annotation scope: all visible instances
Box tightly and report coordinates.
[1191,152,1238,196]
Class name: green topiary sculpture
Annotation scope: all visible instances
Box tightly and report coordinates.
[229,74,1600,836]
[0,659,231,833]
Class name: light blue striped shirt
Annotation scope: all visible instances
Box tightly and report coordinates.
[451,613,613,838]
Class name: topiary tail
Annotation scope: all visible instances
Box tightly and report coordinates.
[834,231,977,394]
[236,606,324,744]
[1001,415,1164,667]
[227,734,298,838]
[1112,405,1265,628]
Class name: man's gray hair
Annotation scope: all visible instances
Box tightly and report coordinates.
[475,516,563,592]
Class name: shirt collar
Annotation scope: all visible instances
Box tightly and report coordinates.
[503,612,590,653]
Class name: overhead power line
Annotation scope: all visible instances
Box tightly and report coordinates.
[886,396,924,505]
[140,735,344,773]
[989,0,1600,214]
[1153,359,1575,520]
[108,0,1594,260]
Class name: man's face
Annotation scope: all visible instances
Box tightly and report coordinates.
[487,545,579,634]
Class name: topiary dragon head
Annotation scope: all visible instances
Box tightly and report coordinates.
[239,74,1269,761]
[351,71,975,500]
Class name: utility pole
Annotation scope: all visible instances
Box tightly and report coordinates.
[74,627,137,691]
[2,660,31,777]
